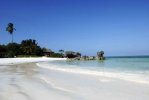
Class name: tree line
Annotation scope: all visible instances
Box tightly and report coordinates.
[0,39,82,58]
[0,22,82,58]
[1,23,104,60]
[0,39,42,57]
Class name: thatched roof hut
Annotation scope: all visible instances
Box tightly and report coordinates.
[42,48,54,57]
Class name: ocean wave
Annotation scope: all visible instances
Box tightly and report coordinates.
[36,62,149,85]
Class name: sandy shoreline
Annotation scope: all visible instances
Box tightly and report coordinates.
[0,59,149,100]
[0,57,67,65]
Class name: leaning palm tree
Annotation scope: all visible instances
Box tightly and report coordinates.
[6,23,16,43]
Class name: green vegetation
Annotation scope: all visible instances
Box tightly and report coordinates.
[20,39,42,56]
[65,51,81,58]
[0,39,104,60]
[50,53,63,58]
[7,43,20,57]
[0,39,43,58]
[0,45,7,58]
[1,23,104,60]
[0,39,81,58]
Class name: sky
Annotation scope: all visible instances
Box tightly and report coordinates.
[0,0,149,56]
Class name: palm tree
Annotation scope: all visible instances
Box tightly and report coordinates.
[6,23,16,43]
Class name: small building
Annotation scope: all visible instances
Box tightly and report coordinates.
[42,48,54,57]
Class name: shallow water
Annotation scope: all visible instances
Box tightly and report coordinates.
[49,57,149,71]
[47,57,149,81]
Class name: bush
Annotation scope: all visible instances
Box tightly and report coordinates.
[50,53,63,58]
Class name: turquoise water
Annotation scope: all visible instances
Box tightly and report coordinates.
[49,57,149,71]
[43,57,149,84]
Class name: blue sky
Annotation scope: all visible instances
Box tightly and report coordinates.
[0,0,149,56]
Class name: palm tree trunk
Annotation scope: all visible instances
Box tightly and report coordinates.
[11,34,13,43]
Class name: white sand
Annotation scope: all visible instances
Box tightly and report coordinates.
[0,57,66,65]
[0,58,149,100]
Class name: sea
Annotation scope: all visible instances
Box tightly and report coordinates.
[41,56,149,84]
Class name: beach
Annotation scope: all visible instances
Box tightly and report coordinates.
[1,0,149,99]
[0,58,149,100]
